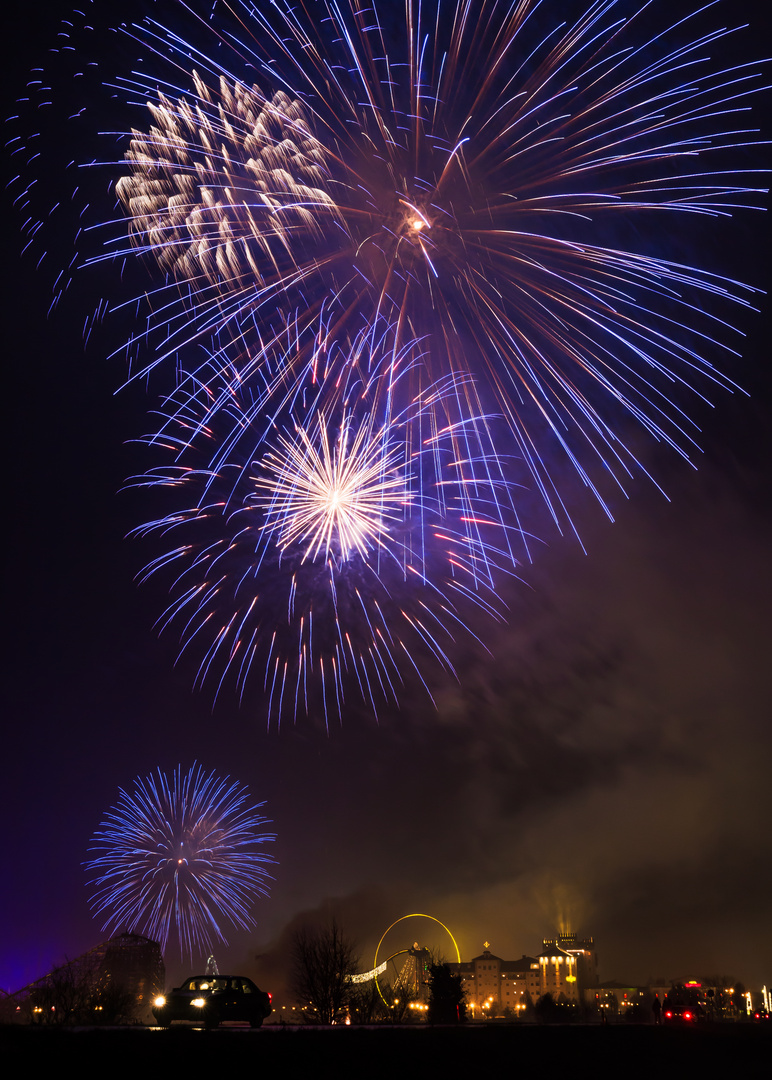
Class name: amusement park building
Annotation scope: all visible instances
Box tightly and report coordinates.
[0,933,165,1025]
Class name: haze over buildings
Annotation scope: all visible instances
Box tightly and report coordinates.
[3,0,771,999]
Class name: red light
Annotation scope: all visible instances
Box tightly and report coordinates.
[684,1012,693,1020]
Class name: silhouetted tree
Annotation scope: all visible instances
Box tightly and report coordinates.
[348,979,388,1023]
[535,992,560,1024]
[427,963,466,1025]
[290,918,358,1024]
[30,959,91,1025]
[382,978,423,1023]
[28,954,136,1025]
[90,980,137,1025]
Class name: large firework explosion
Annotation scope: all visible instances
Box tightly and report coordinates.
[101,0,769,519]
[12,0,768,719]
[85,765,276,960]
[132,329,517,723]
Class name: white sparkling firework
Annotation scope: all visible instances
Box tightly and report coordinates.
[256,411,409,563]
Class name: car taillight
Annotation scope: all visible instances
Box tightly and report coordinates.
[268,992,272,1003]
[684,1012,692,1020]
[665,1011,672,1018]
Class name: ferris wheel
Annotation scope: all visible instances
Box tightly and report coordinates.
[364,914,461,1015]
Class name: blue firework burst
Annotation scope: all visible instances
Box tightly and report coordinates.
[85,765,276,959]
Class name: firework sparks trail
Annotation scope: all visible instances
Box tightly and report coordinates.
[132,333,520,725]
[87,0,770,530]
[115,73,342,305]
[85,765,276,960]
[11,1,769,718]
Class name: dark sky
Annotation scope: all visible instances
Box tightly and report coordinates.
[3,0,771,998]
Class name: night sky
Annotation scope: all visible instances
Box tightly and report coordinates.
[3,1,771,999]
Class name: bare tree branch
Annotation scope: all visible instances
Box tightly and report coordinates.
[290,918,358,1024]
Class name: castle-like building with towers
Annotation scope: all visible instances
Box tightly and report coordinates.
[451,933,598,1015]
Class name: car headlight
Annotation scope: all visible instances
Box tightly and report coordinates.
[192,997,207,1008]
[154,996,167,1008]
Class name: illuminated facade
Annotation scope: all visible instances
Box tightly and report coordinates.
[450,934,599,1017]
[538,934,598,1003]
[538,940,580,1003]
[453,948,539,1016]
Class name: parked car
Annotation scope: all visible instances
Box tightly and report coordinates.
[152,975,272,1028]
[662,1002,702,1024]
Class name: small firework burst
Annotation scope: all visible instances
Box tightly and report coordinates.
[132,341,517,723]
[256,411,409,563]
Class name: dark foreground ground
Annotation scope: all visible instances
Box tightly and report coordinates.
[2,1022,769,1074]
